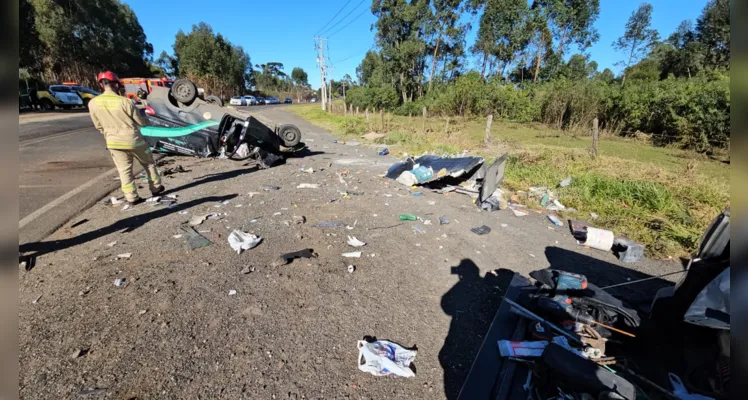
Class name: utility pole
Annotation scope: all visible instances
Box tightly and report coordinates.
[314,37,328,111]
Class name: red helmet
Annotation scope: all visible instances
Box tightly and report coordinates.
[97,71,119,83]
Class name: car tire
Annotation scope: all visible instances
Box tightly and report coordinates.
[40,98,55,111]
[278,124,302,147]
[205,95,223,106]
[170,79,197,104]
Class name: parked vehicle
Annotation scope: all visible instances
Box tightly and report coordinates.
[311,98,317,103]
[120,77,174,101]
[229,96,245,106]
[256,97,266,105]
[37,84,87,110]
[267,97,279,104]
[284,98,293,104]
[243,95,257,105]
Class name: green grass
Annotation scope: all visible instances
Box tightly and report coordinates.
[288,104,730,258]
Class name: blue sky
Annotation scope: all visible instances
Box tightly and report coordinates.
[124,0,709,89]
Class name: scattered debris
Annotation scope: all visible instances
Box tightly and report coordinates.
[31,294,42,304]
[399,214,417,221]
[357,339,417,377]
[547,215,564,227]
[271,249,318,267]
[438,216,450,225]
[387,155,484,187]
[412,225,426,234]
[113,278,126,287]
[297,183,320,189]
[162,164,187,176]
[78,387,108,396]
[511,208,528,217]
[188,212,221,226]
[293,215,306,224]
[590,212,599,220]
[471,225,491,235]
[240,265,256,274]
[423,219,432,225]
[342,251,362,258]
[311,221,345,228]
[347,236,366,247]
[71,348,89,359]
[116,253,132,259]
[559,176,572,187]
[179,225,213,249]
[347,265,356,273]
[263,185,281,191]
[228,230,262,254]
[228,289,237,296]
[300,167,314,174]
[107,241,117,247]
[70,219,88,228]
[613,238,645,262]
[121,204,131,211]
[103,196,123,206]
[378,148,389,156]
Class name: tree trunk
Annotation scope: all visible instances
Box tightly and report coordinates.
[480,53,489,80]
[533,49,542,82]
[591,117,599,158]
[399,73,407,103]
[428,33,442,92]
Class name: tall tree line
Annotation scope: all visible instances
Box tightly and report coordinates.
[354,0,729,102]
[20,0,155,88]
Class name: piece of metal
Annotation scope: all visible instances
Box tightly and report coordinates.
[504,297,584,346]
[522,369,532,391]
[599,270,687,290]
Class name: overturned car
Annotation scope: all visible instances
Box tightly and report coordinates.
[140,79,303,168]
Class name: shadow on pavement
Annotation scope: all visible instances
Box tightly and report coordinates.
[543,246,677,306]
[438,259,514,400]
[19,194,238,261]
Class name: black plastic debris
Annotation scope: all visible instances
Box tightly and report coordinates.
[263,185,281,191]
[471,225,491,235]
[478,153,508,209]
[271,249,318,267]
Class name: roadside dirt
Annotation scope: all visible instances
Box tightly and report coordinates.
[18,108,682,399]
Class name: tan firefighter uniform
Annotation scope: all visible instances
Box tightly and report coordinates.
[88,89,162,202]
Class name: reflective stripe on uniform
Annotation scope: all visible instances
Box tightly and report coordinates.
[94,94,125,110]
[106,140,146,149]
[121,182,136,193]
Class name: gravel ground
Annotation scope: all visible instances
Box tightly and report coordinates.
[18,108,682,399]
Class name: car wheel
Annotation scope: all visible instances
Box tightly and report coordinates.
[278,124,302,147]
[40,98,55,111]
[205,95,223,106]
[170,79,197,104]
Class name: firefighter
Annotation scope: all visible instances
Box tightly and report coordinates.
[88,71,164,204]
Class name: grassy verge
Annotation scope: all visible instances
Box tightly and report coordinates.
[288,103,730,258]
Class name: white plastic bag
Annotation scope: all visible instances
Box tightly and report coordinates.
[228,230,262,254]
[357,340,417,377]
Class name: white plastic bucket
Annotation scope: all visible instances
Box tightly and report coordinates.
[583,227,615,251]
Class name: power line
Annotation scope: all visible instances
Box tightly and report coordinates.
[314,0,353,36]
[319,0,368,36]
[328,8,369,38]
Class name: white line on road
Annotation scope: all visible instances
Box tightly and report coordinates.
[19,166,118,229]
[19,127,95,148]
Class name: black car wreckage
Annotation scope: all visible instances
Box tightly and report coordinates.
[140,79,304,168]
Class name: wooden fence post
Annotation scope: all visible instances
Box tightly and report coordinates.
[422,106,427,133]
[356,106,359,116]
[344,103,347,115]
[591,117,599,158]
[444,117,450,136]
[484,114,493,147]
[380,109,384,132]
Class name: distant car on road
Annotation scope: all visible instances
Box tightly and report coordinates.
[37,84,86,110]
[229,96,245,106]
[256,97,266,105]
[284,98,292,104]
[243,95,257,105]
[266,97,279,104]
[311,98,317,103]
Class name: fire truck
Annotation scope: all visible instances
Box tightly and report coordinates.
[119,77,174,101]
